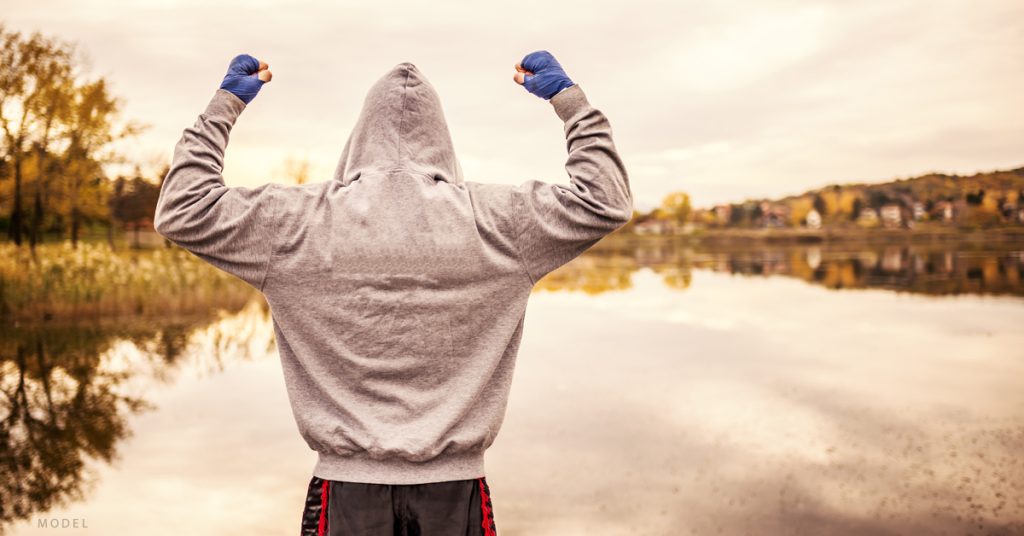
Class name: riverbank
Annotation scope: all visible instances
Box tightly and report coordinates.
[0,241,258,323]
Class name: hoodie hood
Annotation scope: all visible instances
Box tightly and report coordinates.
[333,62,464,186]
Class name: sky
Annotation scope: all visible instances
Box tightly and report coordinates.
[4,0,1023,211]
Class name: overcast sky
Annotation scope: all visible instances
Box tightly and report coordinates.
[5,0,1023,210]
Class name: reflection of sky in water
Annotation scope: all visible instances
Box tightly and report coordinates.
[9,268,1024,535]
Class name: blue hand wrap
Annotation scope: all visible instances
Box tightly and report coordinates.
[219,54,265,105]
[520,50,574,100]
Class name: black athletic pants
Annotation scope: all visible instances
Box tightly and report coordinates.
[300,475,498,536]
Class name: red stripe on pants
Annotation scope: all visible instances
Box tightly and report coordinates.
[318,479,329,536]
[478,478,495,536]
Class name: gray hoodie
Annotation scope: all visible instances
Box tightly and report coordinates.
[154,62,633,485]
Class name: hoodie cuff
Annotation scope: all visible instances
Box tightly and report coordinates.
[204,88,247,122]
[550,84,588,123]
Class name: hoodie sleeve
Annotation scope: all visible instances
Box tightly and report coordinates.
[153,89,279,291]
[509,84,634,285]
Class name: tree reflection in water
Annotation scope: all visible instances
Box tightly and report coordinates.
[2,240,1022,533]
[0,298,273,532]
[537,240,1024,297]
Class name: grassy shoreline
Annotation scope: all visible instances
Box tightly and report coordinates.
[1,241,258,323]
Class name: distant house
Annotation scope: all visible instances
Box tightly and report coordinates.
[633,219,672,235]
[857,207,879,226]
[912,202,926,221]
[759,202,789,228]
[880,204,903,228]
[933,201,955,222]
[714,204,732,225]
[804,209,822,229]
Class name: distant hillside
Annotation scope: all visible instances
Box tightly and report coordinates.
[629,166,1024,234]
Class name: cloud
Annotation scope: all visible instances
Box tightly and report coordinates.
[5,0,1022,207]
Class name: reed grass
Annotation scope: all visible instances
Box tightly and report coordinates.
[0,241,258,322]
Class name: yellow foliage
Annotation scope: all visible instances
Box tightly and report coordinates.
[821,190,841,215]
[0,241,257,321]
[789,198,813,226]
[838,191,860,214]
[659,191,691,223]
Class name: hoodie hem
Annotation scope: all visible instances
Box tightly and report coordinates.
[312,448,486,485]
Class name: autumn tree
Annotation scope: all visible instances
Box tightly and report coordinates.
[283,155,311,185]
[850,198,864,221]
[659,191,691,229]
[61,78,142,245]
[0,24,142,249]
[813,193,827,216]
[0,25,75,246]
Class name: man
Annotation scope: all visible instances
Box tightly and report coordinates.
[154,49,632,535]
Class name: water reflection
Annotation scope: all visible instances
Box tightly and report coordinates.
[540,240,1024,297]
[0,324,148,529]
[2,242,1023,535]
[0,300,273,533]
[503,267,1024,534]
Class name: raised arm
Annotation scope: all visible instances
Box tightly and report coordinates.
[153,54,280,290]
[509,50,634,285]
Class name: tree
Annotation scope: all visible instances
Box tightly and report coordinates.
[813,193,827,217]
[788,198,812,227]
[0,24,142,248]
[730,203,748,226]
[965,189,985,206]
[61,78,142,246]
[659,191,691,229]
[850,198,864,221]
[867,189,891,210]
[283,156,311,185]
[0,25,74,246]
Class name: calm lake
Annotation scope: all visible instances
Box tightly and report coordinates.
[4,240,1023,535]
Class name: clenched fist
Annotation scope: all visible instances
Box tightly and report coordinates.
[219,54,272,105]
[513,50,574,100]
